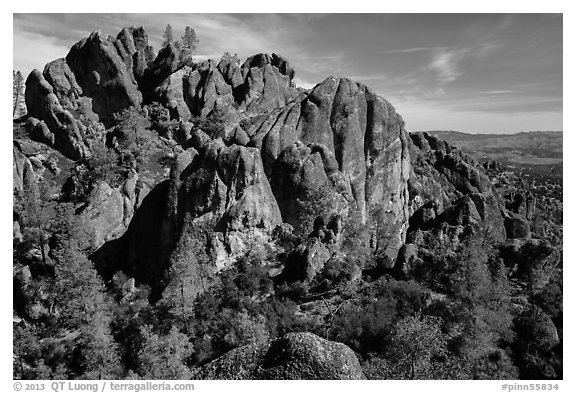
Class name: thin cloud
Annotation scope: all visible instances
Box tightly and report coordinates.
[426,40,501,85]
[382,46,446,54]
[427,48,468,84]
[478,90,518,95]
[346,74,388,82]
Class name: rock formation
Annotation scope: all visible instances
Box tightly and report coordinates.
[193,332,365,380]
[19,25,538,311]
[25,70,89,160]
[66,31,143,123]
[394,132,508,277]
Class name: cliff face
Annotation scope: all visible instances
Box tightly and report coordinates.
[21,26,510,300]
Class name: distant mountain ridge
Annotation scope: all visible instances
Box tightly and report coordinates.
[426,130,562,141]
[425,130,562,170]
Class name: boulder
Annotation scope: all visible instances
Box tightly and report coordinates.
[504,214,531,239]
[193,332,365,380]
[280,238,332,283]
[500,239,558,287]
[394,243,420,279]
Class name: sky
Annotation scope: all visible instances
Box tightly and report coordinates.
[13,13,563,133]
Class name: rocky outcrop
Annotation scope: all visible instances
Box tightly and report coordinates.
[394,243,422,279]
[500,238,559,288]
[279,238,332,283]
[180,53,299,120]
[184,59,235,118]
[42,59,83,111]
[93,142,283,294]
[248,77,411,259]
[114,27,155,82]
[80,181,125,249]
[13,138,74,198]
[393,132,508,277]
[169,142,283,273]
[154,66,192,121]
[193,332,365,379]
[66,31,143,124]
[25,70,89,160]
[91,73,413,290]
[139,43,193,102]
[13,144,37,194]
[26,118,55,147]
[79,170,153,250]
[504,214,531,239]
[240,53,299,114]
[506,190,536,221]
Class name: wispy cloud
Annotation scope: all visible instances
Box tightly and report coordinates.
[478,90,518,95]
[382,46,446,54]
[346,74,388,82]
[426,40,502,84]
[427,48,468,84]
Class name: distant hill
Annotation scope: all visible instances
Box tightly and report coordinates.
[426,130,562,174]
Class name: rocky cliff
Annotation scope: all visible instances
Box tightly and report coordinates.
[19,25,523,299]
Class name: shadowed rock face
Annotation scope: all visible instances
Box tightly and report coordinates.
[193,332,365,380]
[93,141,284,295]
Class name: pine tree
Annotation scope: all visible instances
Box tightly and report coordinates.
[137,325,193,379]
[450,240,518,379]
[13,70,27,118]
[181,26,199,52]
[162,24,174,48]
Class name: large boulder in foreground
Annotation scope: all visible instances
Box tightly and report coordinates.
[193,332,365,380]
